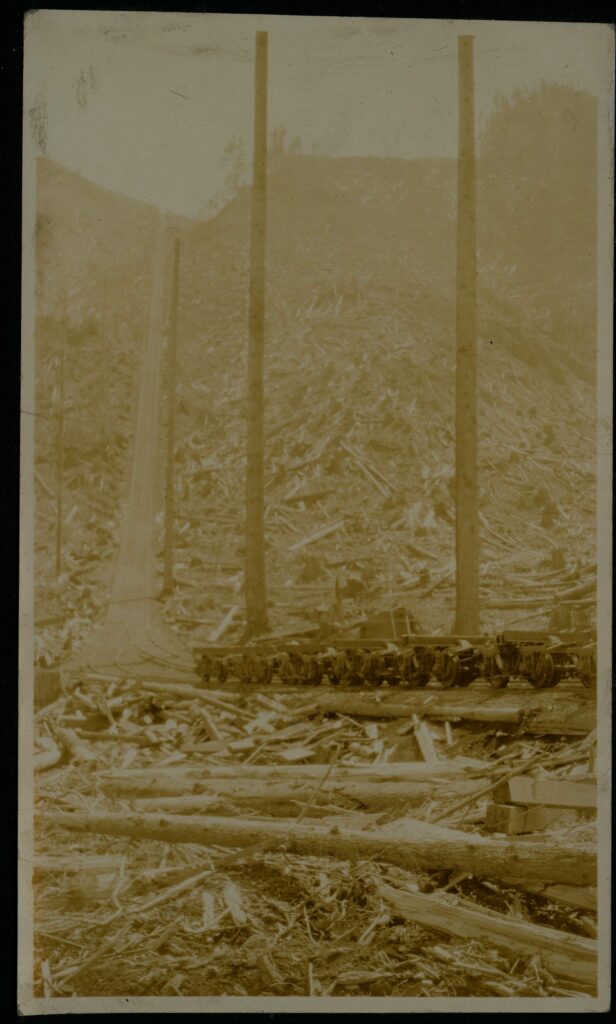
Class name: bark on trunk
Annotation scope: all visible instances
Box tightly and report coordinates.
[45,809,595,886]
[378,880,596,986]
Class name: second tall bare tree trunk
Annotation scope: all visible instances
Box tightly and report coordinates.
[244,31,269,639]
[455,36,480,634]
[55,285,66,580]
[163,234,180,595]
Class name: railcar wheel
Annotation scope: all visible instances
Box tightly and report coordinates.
[214,659,228,685]
[530,652,556,688]
[196,655,213,685]
[579,653,596,688]
[411,672,431,688]
[440,653,462,687]
[302,656,322,685]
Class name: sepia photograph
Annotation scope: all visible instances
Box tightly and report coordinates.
[19,10,613,1013]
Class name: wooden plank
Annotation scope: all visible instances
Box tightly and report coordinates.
[492,776,596,810]
[378,881,596,987]
[543,885,598,912]
[34,669,64,709]
[485,802,570,835]
[511,882,598,912]
[288,518,345,552]
[198,709,223,743]
[413,715,439,763]
[208,605,239,643]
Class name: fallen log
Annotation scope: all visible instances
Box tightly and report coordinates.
[48,724,97,763]
[316,696,523,724]
[519,710,596,737]
[485,578,595,611]
[99,759,488,782]
[107,774,484,809]
[555,578,596,602]
[98,761,491,799]
[140,681,252,718]
[131,793,349,818]
[377,881,596,987]
[288,518,346,552]
[45,810,595,886]
[33,854,126,875]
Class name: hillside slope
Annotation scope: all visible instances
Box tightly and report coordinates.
[32,150,596,658]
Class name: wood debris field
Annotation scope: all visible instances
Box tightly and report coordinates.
[32,670,598,998]
[23,13,608,1009]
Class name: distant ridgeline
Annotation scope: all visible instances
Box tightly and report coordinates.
[35,82,596,386]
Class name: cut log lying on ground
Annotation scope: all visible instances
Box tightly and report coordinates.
[316,696,523,724]
[521,710,596,737]
[98,759,489,781]
[377,880,596,987]
[47,724,97,763]
[130,793,351,817]
[140,681,252,718]
[98,762,491,800]
[45,810,596,886]
[484,577,595,610]
[33,854,126,874]
[112,774,484,811]
[492,775,596,810]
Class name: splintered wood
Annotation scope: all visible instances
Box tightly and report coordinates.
[33,672,599,998]
[29,36,602,1001]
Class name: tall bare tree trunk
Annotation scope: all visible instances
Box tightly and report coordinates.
[244,30,269,639]
[163,234,180,596]
[55,285,66,581]
[455,35,480,634]
[101,270,109,445]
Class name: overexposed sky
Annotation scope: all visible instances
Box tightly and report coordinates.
[24,11,613,218]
